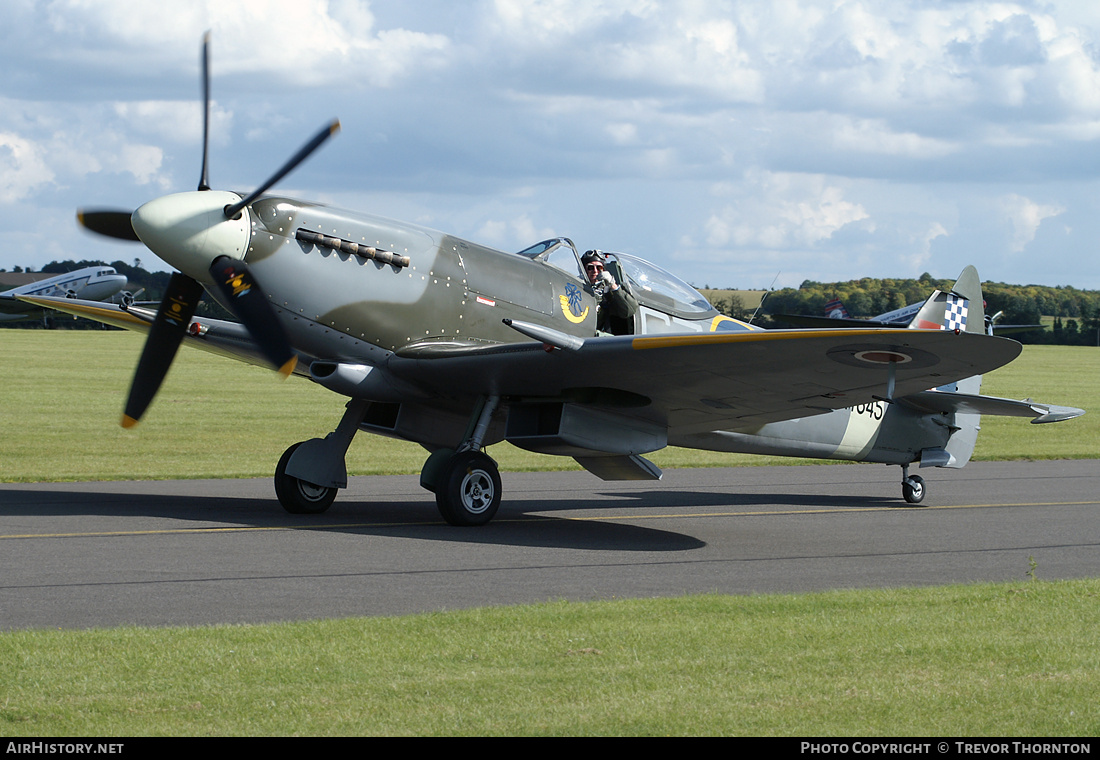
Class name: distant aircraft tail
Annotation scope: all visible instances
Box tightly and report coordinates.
[824,298,849,319]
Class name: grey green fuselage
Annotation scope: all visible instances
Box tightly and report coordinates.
[193,196,969,472]
[242,197,596,355]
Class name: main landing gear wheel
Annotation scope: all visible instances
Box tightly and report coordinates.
[275,442,337,514]
[902,474,926,504]
[436,450,502,527]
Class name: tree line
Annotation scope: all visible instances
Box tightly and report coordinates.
[718,272,1100,346]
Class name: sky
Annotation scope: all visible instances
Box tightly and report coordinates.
[2,0,1100,291]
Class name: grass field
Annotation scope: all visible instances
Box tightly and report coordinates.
[3,582,1098,736]
[1,331,1096,482]
[1,329,1097,736]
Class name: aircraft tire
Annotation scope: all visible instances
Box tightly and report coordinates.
[902,474,926,505]
[275,442,337,514]
[436,450,501,527]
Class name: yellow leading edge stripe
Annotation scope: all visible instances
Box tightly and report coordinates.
[630,327,933,350]
[16,295,149,327]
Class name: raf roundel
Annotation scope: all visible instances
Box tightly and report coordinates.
[826,343,940,371]
[853,349,913,365]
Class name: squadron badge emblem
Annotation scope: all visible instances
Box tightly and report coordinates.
[559,282,589,324]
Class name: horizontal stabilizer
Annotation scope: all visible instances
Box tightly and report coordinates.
[918,448,956,468]
[899,389,1085,424]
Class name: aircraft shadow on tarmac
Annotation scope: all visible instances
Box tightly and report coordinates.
[0,486,704,552]
[0,480,908,553]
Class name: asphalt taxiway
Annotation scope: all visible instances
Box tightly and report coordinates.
[1,460,1097,630]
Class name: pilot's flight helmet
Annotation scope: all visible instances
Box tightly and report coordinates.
[581,250,606,266]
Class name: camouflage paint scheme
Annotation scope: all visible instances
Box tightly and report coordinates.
[26,192,1084,523]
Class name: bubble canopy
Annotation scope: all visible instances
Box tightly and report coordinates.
[517,238,717,319]
[613,252,715,316]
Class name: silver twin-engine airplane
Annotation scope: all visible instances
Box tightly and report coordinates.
[23,37,1083,526]
[1,265,127,322]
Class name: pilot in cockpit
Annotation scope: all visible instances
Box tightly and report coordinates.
[582,250,638,336]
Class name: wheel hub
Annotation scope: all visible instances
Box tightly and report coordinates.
[297,480,330,502]
[461,470,494,514]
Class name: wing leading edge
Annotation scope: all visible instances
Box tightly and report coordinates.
[17,294,289,374]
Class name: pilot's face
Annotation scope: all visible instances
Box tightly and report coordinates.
[585,261,604,284]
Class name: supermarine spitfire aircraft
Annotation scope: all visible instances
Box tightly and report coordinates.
[23,38,1083,526]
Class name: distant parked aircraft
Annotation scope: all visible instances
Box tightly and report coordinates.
[0,266,128,323]
[775,299,1043,336]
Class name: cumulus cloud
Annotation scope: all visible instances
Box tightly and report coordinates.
[830,117,957,158]
[0,132,54,202]
[605,16,764,102]
[976,13,1046,67]
[116,144,167,187]
[29,0,450,89]
[702,171,870,250]
[490,0,659,43]
[112,101,231,146]
[475,213,555,250]
[1000,193,1064,253]
[911,221,948,272]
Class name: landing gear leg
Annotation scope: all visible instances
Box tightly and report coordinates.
[901,464,926,505]
[275,399,369,515]
[423,395,503,526]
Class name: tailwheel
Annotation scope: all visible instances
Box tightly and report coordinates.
[436,450,502,526]
[275,442,337,514]
[902,474,926,505]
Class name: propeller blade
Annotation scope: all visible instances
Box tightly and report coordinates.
[121,273,204,428]
[209,256,297,377]
[222,119,340,220]
[77,209,141,242]
[198,31,212,191]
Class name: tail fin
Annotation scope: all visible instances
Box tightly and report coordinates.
[907,265,985,334]
[906,266,986,468]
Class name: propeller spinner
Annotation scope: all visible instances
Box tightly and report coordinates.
[76,34,335,426]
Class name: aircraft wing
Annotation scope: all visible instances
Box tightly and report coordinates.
[385,323,1025,434]
[16,294,311,375]
[28,295,1031,435]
